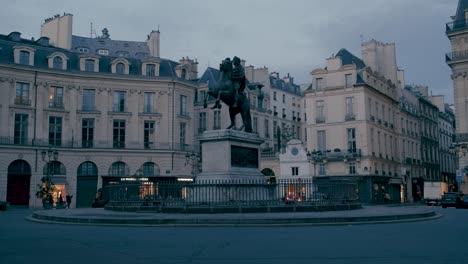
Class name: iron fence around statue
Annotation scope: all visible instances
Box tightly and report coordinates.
[104,179,360,210]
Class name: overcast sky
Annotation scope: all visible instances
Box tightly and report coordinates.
[0,0,459,102]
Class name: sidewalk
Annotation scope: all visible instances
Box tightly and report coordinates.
[27,205,439,226]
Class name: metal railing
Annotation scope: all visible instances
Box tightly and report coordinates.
[446,50,468,62]
[0,136,199,152]
[104,179,359,209]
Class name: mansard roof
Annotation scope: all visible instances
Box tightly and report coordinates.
[335,48,366,69]
[0,32,187,80]
[455,0,468,22]
[269,75,301,96]
[198,67,220,88]
[71,35,151,59]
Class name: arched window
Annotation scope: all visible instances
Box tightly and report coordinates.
[109,161,129,177]
[77,161,98,176]
[141,162,160,177]
[53,56,63,69]
[85,59,95,72]
[8,160,31,175]
[181,68,187,79]
[43,161,66,175]
[146,64,155,76]
[19,50,30,65]
[116,62,125,75]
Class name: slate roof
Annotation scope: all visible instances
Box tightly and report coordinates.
[335,48,366,69]
[455,0,468,22]
[269,75,301,95]
[71,35,151,59]
[0,33,186,80]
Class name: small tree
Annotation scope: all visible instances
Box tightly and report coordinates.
[36,175,57,208]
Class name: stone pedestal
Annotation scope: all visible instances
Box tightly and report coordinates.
[196,129,265,183]
[186,130,274,204]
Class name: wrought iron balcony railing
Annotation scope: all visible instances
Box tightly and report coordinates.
[446,50,468,63]
[14,97,31,106]
[308,149,362,162]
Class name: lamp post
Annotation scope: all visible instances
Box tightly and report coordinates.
[37,146,59,208]
[450,143,467,192]
[185,152,200,178]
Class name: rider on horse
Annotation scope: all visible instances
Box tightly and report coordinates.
[231,56,246,108]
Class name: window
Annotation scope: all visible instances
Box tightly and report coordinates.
[368,98,372,117]
[84,59,95,72]
[273,91,277,101]
[48,116,62,146]
[113,120,125,148]
[77,47,89,53]
[345,74,353,88]
[316,78,323,90]
[142,162,159,177]
[319,164,326,175]
[14,114,28,145]
[214,111,221,130]
[292,167,299,176]
[116,62,125,75]
[264,119,270,138]
[180,95,188,116]
[347,128,356,152]
[109,162,128,177]
[349,162,356,174]
[146,64,155,76]
[49,86,64,108]
[98,49,109,55]
[82,118,94,148]
[317,130,326,151]
[180,122,186,148]
[113,91,126,112]
[144,92,154,113]
[53,56,63,69]
[15,82,30,105]
[199,112,207,133]
[19,50,30,65]
[144,121,155,149]
[82,89,95,111]
[282,108,285,117]
[316,100,325,122]
[181,68,187,79]
[253,117,258,133]
[273,121,278,138]
[282,94,285,103]
[273,106,277,115]
[345,97,354,119]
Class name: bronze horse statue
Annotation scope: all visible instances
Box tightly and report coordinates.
[203,58,253,133]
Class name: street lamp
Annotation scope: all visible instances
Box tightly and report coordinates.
[185,152,200,178]
[37,146,59,208]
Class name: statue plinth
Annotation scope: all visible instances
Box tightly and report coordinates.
[196,129,265,183]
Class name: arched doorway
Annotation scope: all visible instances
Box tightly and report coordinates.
[76,161,98,208]
[141,162,160,178]
[261,168,276,183]
[7,160,32,205]
[42,161,67,207]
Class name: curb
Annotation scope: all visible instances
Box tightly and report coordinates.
[27,210,439,227]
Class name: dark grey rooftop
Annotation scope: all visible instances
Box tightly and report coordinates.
[71,35,151,59]
[455,0,468,22]
[336,48,366,69]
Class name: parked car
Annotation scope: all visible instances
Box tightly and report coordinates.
[456,196,468,209]
[440,192,462,208]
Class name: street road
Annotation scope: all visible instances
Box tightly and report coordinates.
[0,207,467,264]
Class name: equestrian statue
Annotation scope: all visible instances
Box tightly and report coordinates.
[203,56,256,133]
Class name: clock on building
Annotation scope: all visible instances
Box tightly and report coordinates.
[291,147,299,156]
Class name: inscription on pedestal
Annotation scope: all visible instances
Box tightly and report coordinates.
[231,146,258,168]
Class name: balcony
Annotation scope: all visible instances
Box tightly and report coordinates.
[446,19,468,34]
[455,133,468,143]
[345,114,355,121]
[307,148,361,162]
[14,97,31,106]
[49,100,64,109]
[316,116,325,123]
[446,50,468,63]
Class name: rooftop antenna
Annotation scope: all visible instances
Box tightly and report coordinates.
[90,22,93,38]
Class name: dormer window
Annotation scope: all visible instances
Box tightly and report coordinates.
[77,47,89,53]
[53,56,63,69]
[19,51,30,65]
[79,56,99,72]
[181,68,187,79]
[85,59,95,72]
[111,58,130,75]
[47,52,68,70]
[142,61,160,77]
[98,49,109,56]
[116,62,125,74]
[13,46,35,66]
[116,51,128,57]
